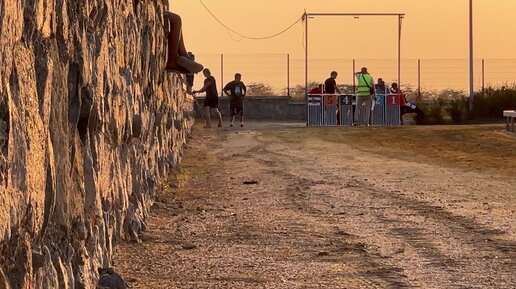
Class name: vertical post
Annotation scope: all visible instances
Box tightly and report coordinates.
[469,0,474,109]
[304,13,309,125]
[481,58,485,95]
[398,15,402,86]
[287,53,290,97]
[304,13,308,97]
[418,59,421,99]
[352,59,356,91]
[220,54,224,96]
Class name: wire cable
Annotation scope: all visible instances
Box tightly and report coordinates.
[198,0,302,40]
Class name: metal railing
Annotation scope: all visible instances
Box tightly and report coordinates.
[307,93,401,126]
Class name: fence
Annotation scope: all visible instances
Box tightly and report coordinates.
[190,54,516,98]
[307,93,401,126]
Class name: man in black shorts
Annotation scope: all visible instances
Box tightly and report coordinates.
[223,73,247,127]
[193,69,223,128]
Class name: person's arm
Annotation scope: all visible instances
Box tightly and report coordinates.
[223,83,231,96]
[193,80,212,95]
[242,83,247,97]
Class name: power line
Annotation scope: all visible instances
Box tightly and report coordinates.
[198,0,302,40]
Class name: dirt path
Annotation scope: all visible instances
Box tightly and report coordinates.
[114,123,516,289]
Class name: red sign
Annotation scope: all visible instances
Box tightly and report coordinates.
[387,94,400,105]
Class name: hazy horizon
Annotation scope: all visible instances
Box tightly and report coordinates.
[170,0,516,60]
[170,1,516,94]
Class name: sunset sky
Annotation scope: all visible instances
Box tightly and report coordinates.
[170,0,516,60]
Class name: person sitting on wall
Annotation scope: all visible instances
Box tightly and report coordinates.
[164,11,203,74]
[390,82,425,125]
[185,51,196,93]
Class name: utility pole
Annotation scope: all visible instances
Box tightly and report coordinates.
[469,0,474,109]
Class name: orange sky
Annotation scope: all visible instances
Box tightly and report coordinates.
[170,0,516,60]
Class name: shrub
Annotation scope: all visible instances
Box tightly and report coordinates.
[420,98,446,124]
[446,96,470,123]
[470,86,516,119]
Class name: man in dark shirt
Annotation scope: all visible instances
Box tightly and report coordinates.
[223,73,247,127]
[193,68,223,128]
[324,71,341,94]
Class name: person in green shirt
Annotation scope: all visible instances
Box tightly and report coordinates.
[354,67,375,126]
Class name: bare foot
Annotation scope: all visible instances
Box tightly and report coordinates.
[177,56,203,74]
[165,63,190,74]
[217,123,223,128]
[165,66,190,74]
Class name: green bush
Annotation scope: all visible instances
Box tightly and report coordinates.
[446,96,470,123]
[418,86,516,124]
[470,86,516,119]
[420,98,446,124]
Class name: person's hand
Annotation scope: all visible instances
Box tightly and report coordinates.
[192,90,197,96]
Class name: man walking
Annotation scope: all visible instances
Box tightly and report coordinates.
[354,67,375,126]
[193,69,223,128]
[324,71,342,94]
[223,73,247,127]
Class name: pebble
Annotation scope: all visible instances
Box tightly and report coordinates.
[182,242,197,250]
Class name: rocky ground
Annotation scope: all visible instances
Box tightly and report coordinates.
[114,122,516,289]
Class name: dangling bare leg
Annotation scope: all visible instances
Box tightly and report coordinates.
[164,12,204,74]
[165,12,189,71]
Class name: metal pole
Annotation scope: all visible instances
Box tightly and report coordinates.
[220,54,224,96]
[469,0,474,109]
[398,15,402,86]
[304,13,308,98]
[304,13,308,125]
[287,53,290,97]
[418,59,421,99]
[352,59,356,91]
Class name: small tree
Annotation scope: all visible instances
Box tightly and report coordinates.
[287,81,320,99]
[246,82,275,96]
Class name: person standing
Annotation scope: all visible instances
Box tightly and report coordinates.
[324,71,342,94]
[375,78,387,95]
[354,67,375,126]
[193,69,223,128]
[223,73,247,127]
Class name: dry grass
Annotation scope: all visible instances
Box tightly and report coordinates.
[264,124,516,176]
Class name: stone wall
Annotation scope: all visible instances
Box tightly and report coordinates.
[0,0,193,288]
